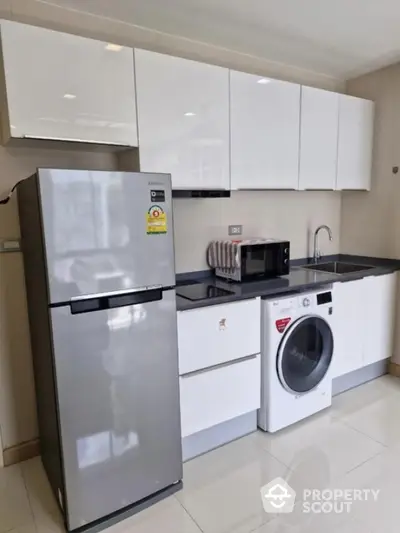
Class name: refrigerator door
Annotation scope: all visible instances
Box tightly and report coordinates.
[49,289,182,531]
[37,169,175,304]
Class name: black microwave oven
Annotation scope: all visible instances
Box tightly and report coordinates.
[215,239,290,282]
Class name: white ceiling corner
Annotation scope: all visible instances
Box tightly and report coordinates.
[38,0,400,80]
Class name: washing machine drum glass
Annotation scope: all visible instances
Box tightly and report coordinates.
[277,315,333,393]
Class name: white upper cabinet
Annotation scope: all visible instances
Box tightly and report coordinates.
[299,87,339,190]
[336,94,374,190]
[135,49,230,190]
[230,71,300,190]
[0,20,138,146]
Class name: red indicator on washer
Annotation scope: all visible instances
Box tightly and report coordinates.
[276,317,291,333]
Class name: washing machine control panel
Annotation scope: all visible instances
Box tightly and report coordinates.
[302,297,311,307]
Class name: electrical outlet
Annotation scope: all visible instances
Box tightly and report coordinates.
[228,225,243,236]
[0,239,20,252]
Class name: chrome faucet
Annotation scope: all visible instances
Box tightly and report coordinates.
[313,225,333,262]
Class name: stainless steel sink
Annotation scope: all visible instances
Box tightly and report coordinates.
[301,261,375,275]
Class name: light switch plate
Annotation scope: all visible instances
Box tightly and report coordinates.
[228,225,243,236]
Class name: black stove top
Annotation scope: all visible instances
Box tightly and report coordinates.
[176,282,235,301]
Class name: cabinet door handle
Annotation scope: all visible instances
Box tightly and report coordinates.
[180,353,258,378]
[338,277,367,283]
[23,134,131,146]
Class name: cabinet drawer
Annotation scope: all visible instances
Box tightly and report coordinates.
[180,354,261,438]
[178,298,260,375]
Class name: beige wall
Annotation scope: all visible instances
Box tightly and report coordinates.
[341,64,400,258]
[0,0,344,451]
[341,63,400,364]
[0,146,118,449]
[174,192,341,273]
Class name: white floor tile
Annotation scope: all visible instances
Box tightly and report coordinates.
[0,463,34,532]
[104,497,201,533]
[22,462,201,533]
[32,511,65,533]
[24,490,202,533]
[176,434,290,533]
[32,497,201,533]
[6,526,37,533]
[340,394,400,447]
[254,409,385,495]
[21,458,60,525]
[326,448,400,533]
[0,376,398,533]
[332,375,400,419]
[253,514,373,533]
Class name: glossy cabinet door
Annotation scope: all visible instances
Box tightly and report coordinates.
[180,354,260,438]
[332,279,366,378]
[336,95,374,190]
[230,71,300,189]
[299,87,339,190]
[177,299,261,375]
[0,20,138,146]
[135,49,230,190]
[364,273,396,366]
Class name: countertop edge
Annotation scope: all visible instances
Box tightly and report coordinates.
[176,256,400,312]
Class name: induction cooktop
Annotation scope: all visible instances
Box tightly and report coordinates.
[176,282,235,301]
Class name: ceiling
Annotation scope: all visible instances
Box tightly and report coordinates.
[42,0,400,79]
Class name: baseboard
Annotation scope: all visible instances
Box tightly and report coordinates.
[182,411,257,462]
[389,361,400,378]
[333,359,389,396]
[3,438,40,466]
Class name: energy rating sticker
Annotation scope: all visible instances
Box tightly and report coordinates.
[146,205,167,235]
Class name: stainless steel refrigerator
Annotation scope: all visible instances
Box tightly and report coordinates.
[18,169,183,532]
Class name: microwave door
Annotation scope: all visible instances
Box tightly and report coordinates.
[243,245,267,278]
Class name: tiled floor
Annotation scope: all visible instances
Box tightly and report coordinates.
[2,375,400,533]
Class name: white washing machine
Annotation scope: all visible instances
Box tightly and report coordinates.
[258,288,335,433]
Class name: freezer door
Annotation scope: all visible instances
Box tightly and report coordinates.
[37,169,175,304]
[49,289,182,531]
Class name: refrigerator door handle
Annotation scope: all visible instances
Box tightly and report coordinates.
[70,287,164,315]
[70,285,163,302]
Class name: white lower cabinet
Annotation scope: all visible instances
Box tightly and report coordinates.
[333,273,397,378]
[332,278,366,377]
[363,273,397,366]
[177,298,261,438]
[177,298,260,375]
[180,355,260,438]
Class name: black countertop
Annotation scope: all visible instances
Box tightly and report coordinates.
[176,254,400,311]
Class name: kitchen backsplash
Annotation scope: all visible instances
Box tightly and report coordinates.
[173,190,341,273]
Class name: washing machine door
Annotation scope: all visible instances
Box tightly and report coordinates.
[277,315,333,394]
